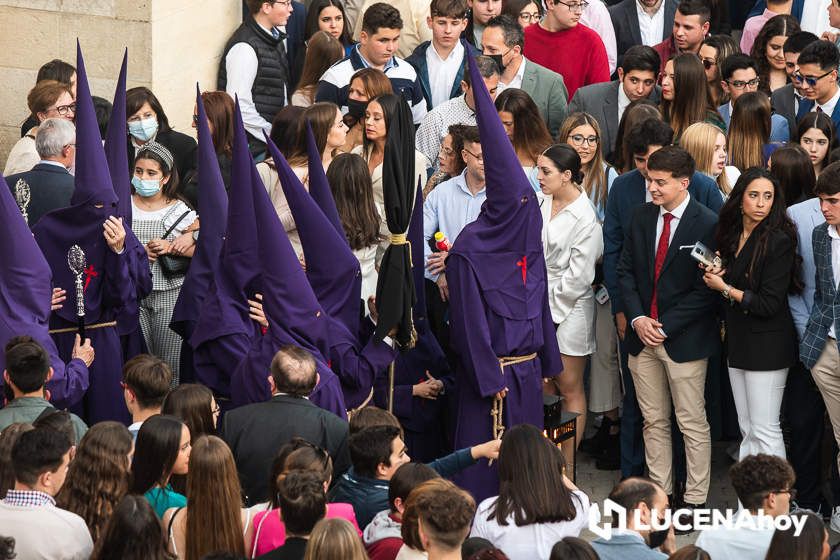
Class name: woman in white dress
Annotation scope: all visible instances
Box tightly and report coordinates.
[537,144,604,467]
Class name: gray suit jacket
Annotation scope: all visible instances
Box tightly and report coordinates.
[771,83,798,140]
[788,198,825,342]
[520,58,569,138]
[568,80,661,157]
[609,0,677,67]
[800,223,840,369]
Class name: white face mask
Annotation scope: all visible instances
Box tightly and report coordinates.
[128,117,159,142]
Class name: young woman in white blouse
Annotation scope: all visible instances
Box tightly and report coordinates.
[470,424,590,560]
[537,143,604,468]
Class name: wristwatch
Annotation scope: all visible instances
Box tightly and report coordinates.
[722,285,731,302]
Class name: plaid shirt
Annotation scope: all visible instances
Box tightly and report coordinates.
[3,489,55,508]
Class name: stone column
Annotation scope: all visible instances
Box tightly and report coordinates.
[0,0,240,164]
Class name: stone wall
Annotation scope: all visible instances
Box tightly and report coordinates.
[0,0,240,166]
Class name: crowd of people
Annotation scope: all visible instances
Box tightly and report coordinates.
[3,0,840,558]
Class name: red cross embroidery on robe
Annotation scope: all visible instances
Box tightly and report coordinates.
[83,265,98,293]
[516,256,527,285]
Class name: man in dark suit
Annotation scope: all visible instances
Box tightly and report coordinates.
[609,0,677,67]
[603,119,722,477]
[5,118,75,227]
[569,45,661,159]
[771,31,819,140]
[801,163,840,494]
[220,345,350,506]
[617,146,719,522]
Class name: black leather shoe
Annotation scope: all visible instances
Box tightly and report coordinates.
[673,502,706,535]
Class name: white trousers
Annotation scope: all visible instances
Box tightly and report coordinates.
[728,366,788,460]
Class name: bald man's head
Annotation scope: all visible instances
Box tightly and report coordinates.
[270,345,318,397]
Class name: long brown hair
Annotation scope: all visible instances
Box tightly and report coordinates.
[327,152,381,250]
[56,422,133,542]
[200,91,235,156]
[559,112,609,209]
[494,88,552,164]
[611,100,661,172]
[490,424,581,525]
[184,436,245,560]
[162,383,216,441]
[304,518,368,560]
[661,54,718,141]
[750,14,799,94]
[289,102,343,167]
[294,31,345,105]
[728,91,771,170]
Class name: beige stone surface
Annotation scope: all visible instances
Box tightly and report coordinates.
[0,0,239,165]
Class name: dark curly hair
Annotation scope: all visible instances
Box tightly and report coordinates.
[729,453,795,511]
[56,422,133,542]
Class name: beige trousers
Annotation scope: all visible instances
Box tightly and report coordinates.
[811,339,840,474]
[628,345,711,504]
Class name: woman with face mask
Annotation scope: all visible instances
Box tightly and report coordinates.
[126,87,197,186]
[131,142,197,385]
[338,68,393,154]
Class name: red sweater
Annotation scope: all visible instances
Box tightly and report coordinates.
[524,23,610,99]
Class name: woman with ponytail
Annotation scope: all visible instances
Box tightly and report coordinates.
[536,143,603,469]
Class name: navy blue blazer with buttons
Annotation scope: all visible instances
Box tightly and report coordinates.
[616,197,721,362]
[603,169,724,316]
[5,162,74,227]
[801,223,840,369]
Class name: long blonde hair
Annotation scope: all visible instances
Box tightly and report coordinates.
[681,122,731,195]
[728,91,771,171]
[303,518,368,560]
[558,112,609,209]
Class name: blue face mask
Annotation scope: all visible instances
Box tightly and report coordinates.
[128,117,159,142]
[132,176,161,197]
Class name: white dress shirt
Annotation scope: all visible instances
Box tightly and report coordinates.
[829,224,840,339]
[815,86,840,117]
[801,0,839,37]
[426,41,465,108]
[617,82,632,123]
[415,95,476,167]
[224,22,287,141]
[637,0,666,46]
[497,57,528,94]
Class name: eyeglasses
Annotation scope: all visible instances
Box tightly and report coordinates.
[518,11,541,23]
[192,114,199,124]
[554,0,588,13]
[463,148,484,162]
[440,146,455,157]
[771,488,797,500]
[569,134,599,146]
[49,103,76,116]
[793,69,835,87]
[271,0,292,6]
[726,77,760,90]
[701,58,716,70]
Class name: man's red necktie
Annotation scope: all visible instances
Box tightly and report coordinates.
[650,213,673,320]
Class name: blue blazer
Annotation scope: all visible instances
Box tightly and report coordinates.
[718,102,790,143]
[788,198,825,340]
[795,97,840,132]
[603,169,724,315]
[591,534,668,560]
[748,0,804,20]
[5,163,74,227]
[800,223,840,369]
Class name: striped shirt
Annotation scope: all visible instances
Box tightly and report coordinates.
[315,45,427,124]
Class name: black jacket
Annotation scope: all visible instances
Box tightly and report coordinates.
[617,198,721,362]
[220,395,350,506]
[6,162,74,227]
[128,128,197,189]
[722,228,798,370]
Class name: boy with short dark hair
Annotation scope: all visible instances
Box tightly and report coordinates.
[795,40,840,129]
[259,470,327,560]
[122,354,173,438]
[0,337,87,442]
[413,480,476,560]
[407,0,476,111]
[0,428,93,559]
[317,3,427,124]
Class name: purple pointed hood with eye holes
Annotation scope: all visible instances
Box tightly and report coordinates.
[33,41,125,325]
